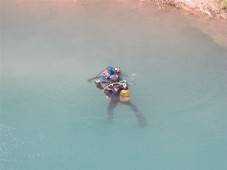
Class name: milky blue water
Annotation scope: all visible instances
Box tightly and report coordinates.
[1,0,226,170]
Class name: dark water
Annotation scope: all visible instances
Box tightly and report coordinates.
[1,0,226,170]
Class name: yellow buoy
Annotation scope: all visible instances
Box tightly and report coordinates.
[119,89,130,102]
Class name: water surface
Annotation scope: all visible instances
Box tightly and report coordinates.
[1,0,226,170]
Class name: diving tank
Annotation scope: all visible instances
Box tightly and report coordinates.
[119,89,130,102]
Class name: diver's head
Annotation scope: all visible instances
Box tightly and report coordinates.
[103,71,111,79]
[114,67,121,74]
[110,74,119,82]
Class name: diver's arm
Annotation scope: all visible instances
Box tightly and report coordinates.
[88,76,99,82]
[95,80,104,90]
[101,80,111,84]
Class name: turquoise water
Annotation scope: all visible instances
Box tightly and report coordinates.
[1,0,226,170]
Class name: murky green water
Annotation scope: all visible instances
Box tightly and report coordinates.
[1,0,226,170]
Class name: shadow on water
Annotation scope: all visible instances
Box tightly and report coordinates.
[107,96,147,127]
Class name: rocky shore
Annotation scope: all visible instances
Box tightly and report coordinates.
[159,0,227,19]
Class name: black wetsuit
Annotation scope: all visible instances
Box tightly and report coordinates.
[101,84,147,127]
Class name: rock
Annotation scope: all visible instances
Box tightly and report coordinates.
[159,0,227,19]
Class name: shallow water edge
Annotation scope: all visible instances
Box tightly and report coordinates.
[155,0,227,48]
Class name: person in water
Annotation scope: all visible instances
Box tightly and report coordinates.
[95,73,123,96]
[94,72,147,127]
[88,66,124,83]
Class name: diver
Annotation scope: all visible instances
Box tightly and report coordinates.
[94,73,122,96]
[88,66,124,83]
[93,74,147,127]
